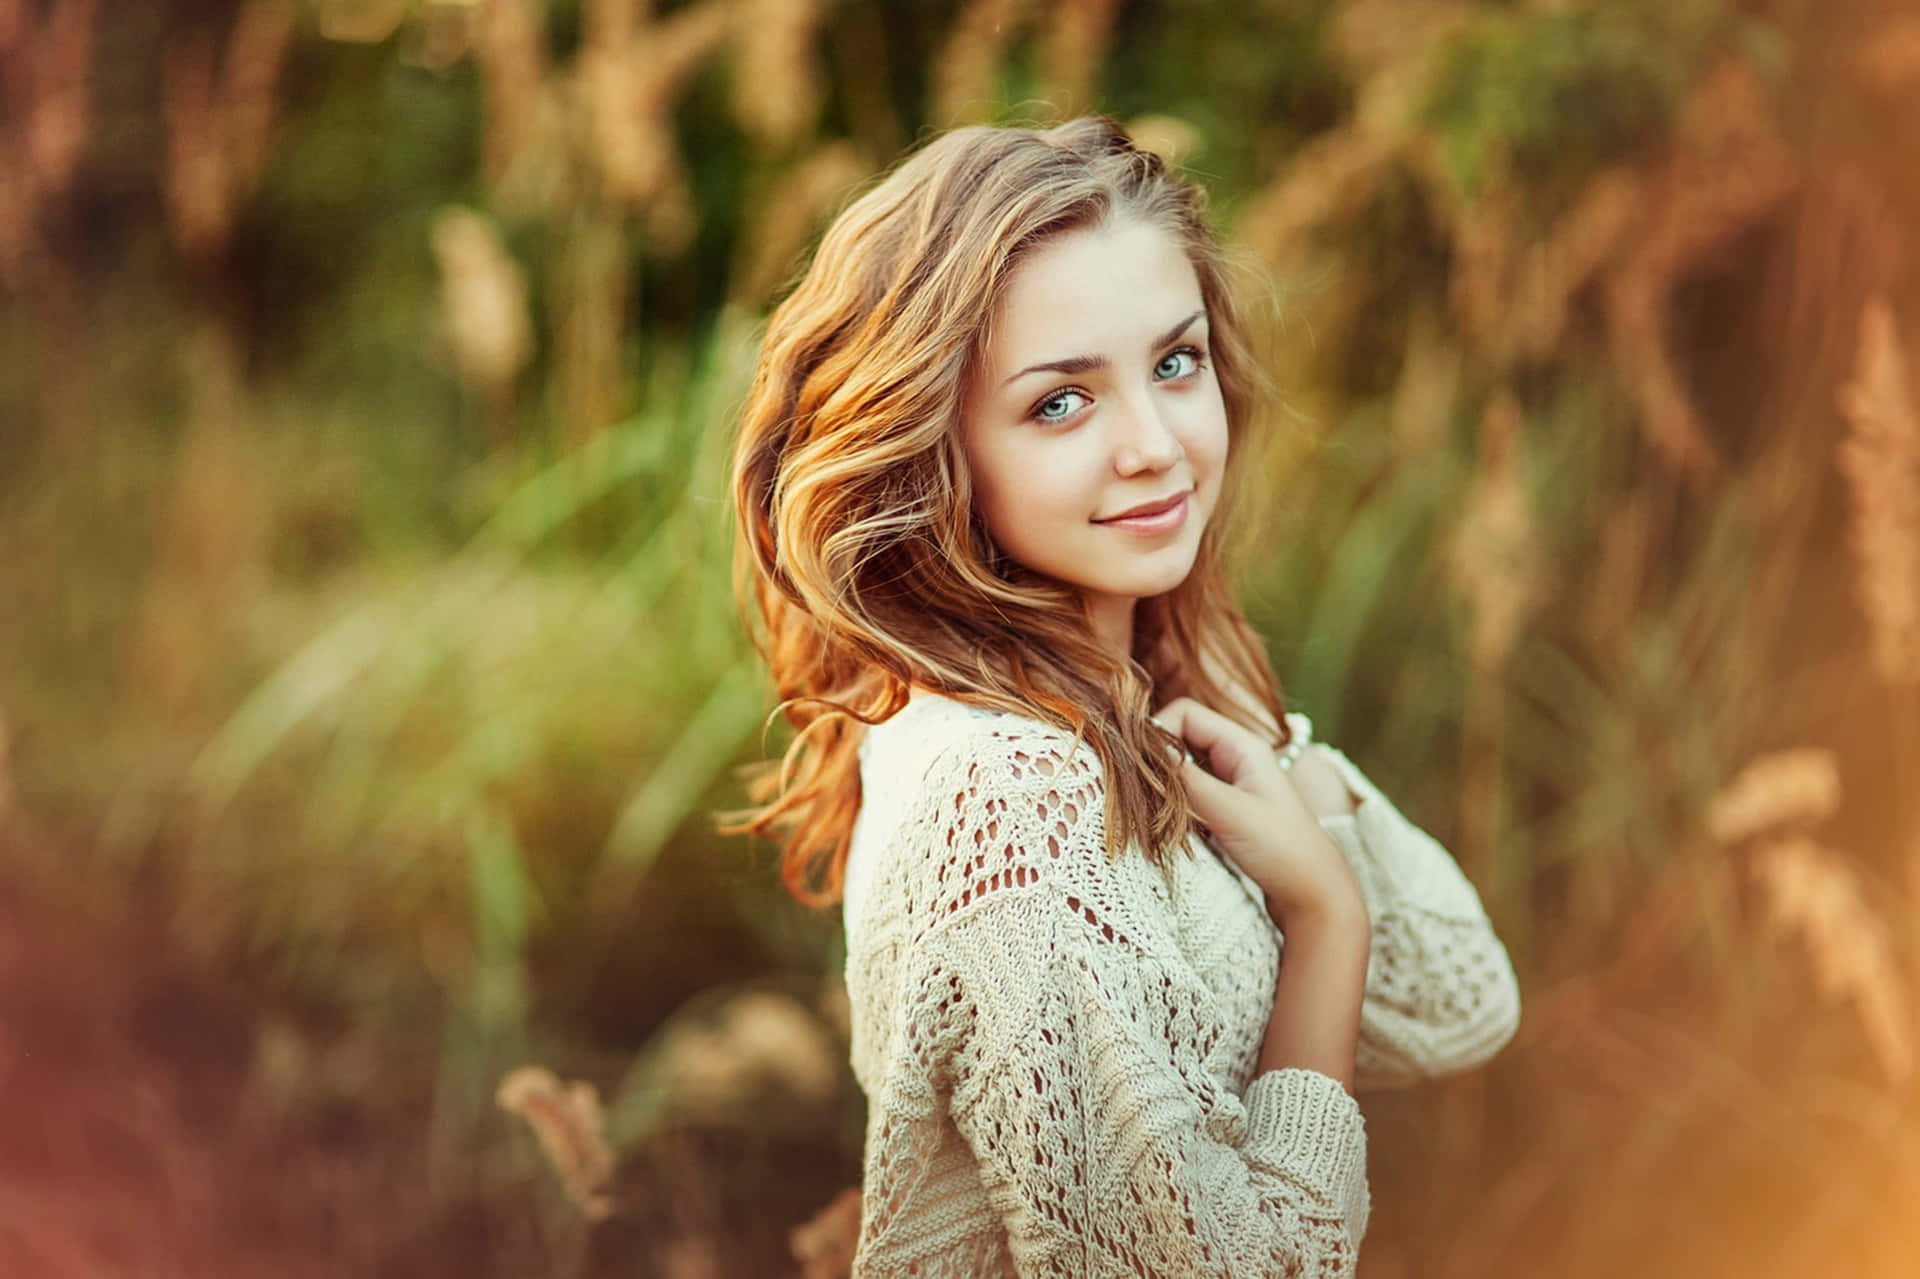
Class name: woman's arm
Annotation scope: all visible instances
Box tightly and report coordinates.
[1297,733,1522,1086]
[1199,662,1519,1085]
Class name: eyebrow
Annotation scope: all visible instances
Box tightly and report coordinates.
[1000,308,1208,388]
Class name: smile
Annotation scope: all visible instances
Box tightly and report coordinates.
[1094,491,1190,534]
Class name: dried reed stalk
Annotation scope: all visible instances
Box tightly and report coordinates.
[160,0,296,263]
[731,141,869,306]
[1705,748,1844,847]
[930,0,1038,127]
[657,990,840,1118]
[0,0,97,451]
[1448,390,1547,674]
[1448,390,1546,888]
[430,207,534,441]
[1836,296,1920,688]
[475,0,549,189]
[731,0,827,151]
[581,0,731,212]
[1749,836,1913,1085]
[1601,59,1798,484]
[496,1065,617,1220]
[1387,303,1459,458]
[1041,0,1121,114]
[1234,126,1396,270]
[316,0,410,45]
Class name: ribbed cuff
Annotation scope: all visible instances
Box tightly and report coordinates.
[1241,1067,1369,1213]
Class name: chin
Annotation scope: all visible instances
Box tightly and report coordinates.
[1090,562,1200,601]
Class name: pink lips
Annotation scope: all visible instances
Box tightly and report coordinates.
[1095,491,1190,534]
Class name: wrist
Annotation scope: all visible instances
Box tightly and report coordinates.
[1264,881,1369,939]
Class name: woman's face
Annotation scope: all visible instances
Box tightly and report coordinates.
[959,216,1229,651]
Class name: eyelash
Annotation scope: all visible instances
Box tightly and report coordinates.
[1026,344,1210,426]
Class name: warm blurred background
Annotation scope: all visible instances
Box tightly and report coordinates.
[2,0,1917,1274]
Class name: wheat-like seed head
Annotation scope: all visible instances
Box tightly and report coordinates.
[1040,0,1121,114]
[1836,296,1920,687]
[730,0,827,152]
[496,1065,617,1219]
[430,207,534,395]
[1448,390,1548,672]
[659,990,840,1119]
[1706,748,1843,847]
[1749,836,1913,1085]
[930,0,1038,128]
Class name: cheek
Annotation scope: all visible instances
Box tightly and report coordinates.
[1183,388,1231,485]
[968,436,1098,545]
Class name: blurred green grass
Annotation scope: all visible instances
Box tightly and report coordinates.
[3,1,1917,1275]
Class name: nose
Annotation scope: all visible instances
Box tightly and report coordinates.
[1111,392,1183,475]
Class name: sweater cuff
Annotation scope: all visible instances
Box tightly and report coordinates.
[1242,1067,1369,1213]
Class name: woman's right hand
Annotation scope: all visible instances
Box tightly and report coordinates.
[1152,697,1367,929]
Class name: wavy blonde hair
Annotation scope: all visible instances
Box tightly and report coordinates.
[727,116,1292,908]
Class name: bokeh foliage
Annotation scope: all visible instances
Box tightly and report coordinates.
[3,0,1919,1274]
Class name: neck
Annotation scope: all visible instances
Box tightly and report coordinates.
[1086,593,1136,662]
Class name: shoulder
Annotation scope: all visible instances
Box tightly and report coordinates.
[868,695,1166,935]
[868,694,1108,827]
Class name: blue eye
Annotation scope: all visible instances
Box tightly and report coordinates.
[1031,389,1089,423]
[1156,347,1204,380]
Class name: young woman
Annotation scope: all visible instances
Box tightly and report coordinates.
[729,116,1521,1277]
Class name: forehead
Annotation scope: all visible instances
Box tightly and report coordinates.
[981,218,1205,367]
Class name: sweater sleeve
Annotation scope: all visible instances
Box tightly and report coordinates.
[882,727,1370,1277]
[1309,743,1522,1088]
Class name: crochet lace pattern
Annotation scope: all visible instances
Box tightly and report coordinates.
[840,694,1521,1277]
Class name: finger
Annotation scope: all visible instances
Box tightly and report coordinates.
[1179,754,1240,806]
[1160,699,1263,786]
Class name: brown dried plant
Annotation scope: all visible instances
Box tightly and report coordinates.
[429,206,535,440]
[496,1065,618,1220]
[730,0,828,152]
[1836,296,1920,688]
[577,0,732,218]
[0,0,97,289]
[1447,390,1548,674]
[931,0,1039,127]
[1705,748,1844,847]
[1040,0,1122,114]
[730,141,870,307]
[1508,168,1643,361]
[315,0,410,45]
[467,0,735,439]
[474,0,549,190]
[1236,0,1463,271]
[1387,303,1460,459]
[1234,126,1398,271]
[1749,836,1913,1085]
[161,0,298,264]
[657,990,840,1120]
[1600,58,1799,484]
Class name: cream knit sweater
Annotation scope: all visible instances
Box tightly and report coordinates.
[841,694,1521,1277]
